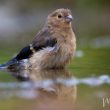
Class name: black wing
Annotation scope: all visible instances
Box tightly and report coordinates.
[15,45,33,60]
[15,28,56,61]
[0,28,56,69]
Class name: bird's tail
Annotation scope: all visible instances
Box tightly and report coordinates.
[0,58,18,70]
[0,64,7,69]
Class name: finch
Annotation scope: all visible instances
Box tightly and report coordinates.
[0,8,76,70]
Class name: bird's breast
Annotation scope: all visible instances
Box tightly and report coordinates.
[29,39,75,69]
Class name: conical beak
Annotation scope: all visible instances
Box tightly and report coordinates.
[66,15,73,22]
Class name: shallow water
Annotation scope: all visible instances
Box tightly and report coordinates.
[0,67,110,110]
[0,47,110,110]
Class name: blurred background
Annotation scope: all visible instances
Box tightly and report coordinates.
[0,0,110,48]
[0,0,110,110]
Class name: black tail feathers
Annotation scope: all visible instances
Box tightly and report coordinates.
[0,58,18,70]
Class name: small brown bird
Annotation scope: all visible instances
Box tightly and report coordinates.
[0,8,76,70]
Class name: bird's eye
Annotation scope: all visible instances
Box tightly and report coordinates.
[58,14,62,19]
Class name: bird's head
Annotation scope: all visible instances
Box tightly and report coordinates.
[47,8,73,28]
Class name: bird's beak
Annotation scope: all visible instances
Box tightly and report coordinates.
[66,15,73,22]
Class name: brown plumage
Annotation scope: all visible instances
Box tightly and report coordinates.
[0,8,76,70]
[30,8,76,69]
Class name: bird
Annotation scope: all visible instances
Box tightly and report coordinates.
[0,8,76,70]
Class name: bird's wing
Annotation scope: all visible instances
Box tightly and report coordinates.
[32,28,56,49]
[0,28,56,69]
[15,29,56,61]
[15,45,33,60]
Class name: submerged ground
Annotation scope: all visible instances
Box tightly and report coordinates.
[0,46,110,110]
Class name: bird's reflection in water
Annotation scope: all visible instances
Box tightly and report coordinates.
[4,69,77,110]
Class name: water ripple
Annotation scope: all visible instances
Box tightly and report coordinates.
[0,75,109,89]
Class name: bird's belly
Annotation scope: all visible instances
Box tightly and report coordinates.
[29,46,72,69]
